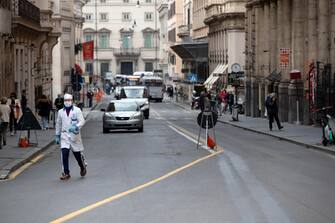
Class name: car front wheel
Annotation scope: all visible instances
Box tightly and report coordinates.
[103,128,109,133]
[138,127,143,132]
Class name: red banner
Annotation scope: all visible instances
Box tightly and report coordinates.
[83,41,94,61]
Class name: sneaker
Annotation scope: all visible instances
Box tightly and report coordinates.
[10,132,14,136]
[279,126,284,130]
[60,173,71,180]
[3,141,6,146]
[80,166,87,177]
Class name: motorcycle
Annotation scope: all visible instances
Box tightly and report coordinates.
[315,106,335,146]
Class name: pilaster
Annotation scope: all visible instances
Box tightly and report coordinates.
[278,81,289,122]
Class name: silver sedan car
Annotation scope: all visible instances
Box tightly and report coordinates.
[102,99,144,133]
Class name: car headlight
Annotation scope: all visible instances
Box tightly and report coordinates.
[131,113,142,120]
[104,114,115,120]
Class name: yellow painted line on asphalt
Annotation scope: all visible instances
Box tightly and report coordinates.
[8,154,45,180]
[50,150,224,223]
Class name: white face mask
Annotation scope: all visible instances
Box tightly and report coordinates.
[64,101,72,108]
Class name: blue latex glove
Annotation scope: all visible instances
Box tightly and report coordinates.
[68,125,79,134]
[55,135,60,144]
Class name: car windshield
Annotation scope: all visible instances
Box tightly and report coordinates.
[122,88,145,98]
[107,102,138,112]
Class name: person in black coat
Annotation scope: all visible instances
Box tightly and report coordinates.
[54,94,64,111]
[37,95,51,130]
[265,93,283,131]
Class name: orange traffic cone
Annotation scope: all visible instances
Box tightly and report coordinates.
[207,135,216,149]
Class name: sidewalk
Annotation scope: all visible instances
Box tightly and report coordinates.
[172,100,335,154]
[0,107,93,180]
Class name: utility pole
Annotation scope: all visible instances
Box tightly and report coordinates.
[155,0,158,71]
[95,0,98,85]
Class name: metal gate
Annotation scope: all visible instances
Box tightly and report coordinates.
[308,62,335,116]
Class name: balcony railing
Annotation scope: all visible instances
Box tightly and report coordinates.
[12,0,40,24]
[113,48,141,57]
[177,25,191,38]
[205,1,246,21]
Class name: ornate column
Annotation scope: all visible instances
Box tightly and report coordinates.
[278,0,291,122]
[303,0,318,124]
[288,0,305,124]
[318,0,330,63]
[245,2,252,116]
[270,0,277,73]
[251,2,261,117]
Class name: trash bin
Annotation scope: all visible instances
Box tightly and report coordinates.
[232,105,239,121]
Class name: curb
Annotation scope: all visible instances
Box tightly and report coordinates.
[0,106,95,180]
[0,140,54,180]
[217,119,335,155]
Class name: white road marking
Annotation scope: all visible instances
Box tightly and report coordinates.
[168,125,215,154]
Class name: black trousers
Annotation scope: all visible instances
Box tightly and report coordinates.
[269,112,281,130]
[61,148,85,175]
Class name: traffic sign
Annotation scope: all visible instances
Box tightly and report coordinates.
[197,112,218,129]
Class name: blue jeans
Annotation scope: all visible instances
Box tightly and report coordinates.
[42,116,48,130]
[61,148,86,175]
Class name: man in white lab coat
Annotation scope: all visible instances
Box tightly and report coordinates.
[55,93,87,180]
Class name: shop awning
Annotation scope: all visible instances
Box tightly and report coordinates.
[209,76,220,86]
[170,42,208,62]
[214,64,228,74]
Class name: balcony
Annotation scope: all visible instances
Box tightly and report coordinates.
[40,11,53,32]
[113,48,141,57]
[12,0,40,25]
[51,18,62,36]
[177,25,191,39]
[204,1,246,24]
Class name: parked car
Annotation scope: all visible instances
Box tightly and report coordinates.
[119,86,150,119]
[101,99,144,133]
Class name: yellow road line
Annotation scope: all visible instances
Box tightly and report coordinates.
[9,154,44,180]
[50,150,224,223]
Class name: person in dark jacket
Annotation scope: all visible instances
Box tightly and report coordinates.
[265,93,283,131]
[86,90,94,108]
[227,92,234,114]
[21,90,27,111]
[54,94,64,111]
[37,95,51,130]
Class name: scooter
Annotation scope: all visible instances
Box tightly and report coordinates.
[316,106,335,146]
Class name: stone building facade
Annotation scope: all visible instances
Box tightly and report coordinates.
[52,0,87,100]
[82,0,161,82]
[167,0,183,80]
[158,0,169,79]
[0,0,14,98]
[11,0,60,109]
[204,0,246,92]
[245,0,335,125]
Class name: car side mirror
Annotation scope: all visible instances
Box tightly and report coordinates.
[100,108,106,112]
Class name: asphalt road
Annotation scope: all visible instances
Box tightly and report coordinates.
[1,96,335,223]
